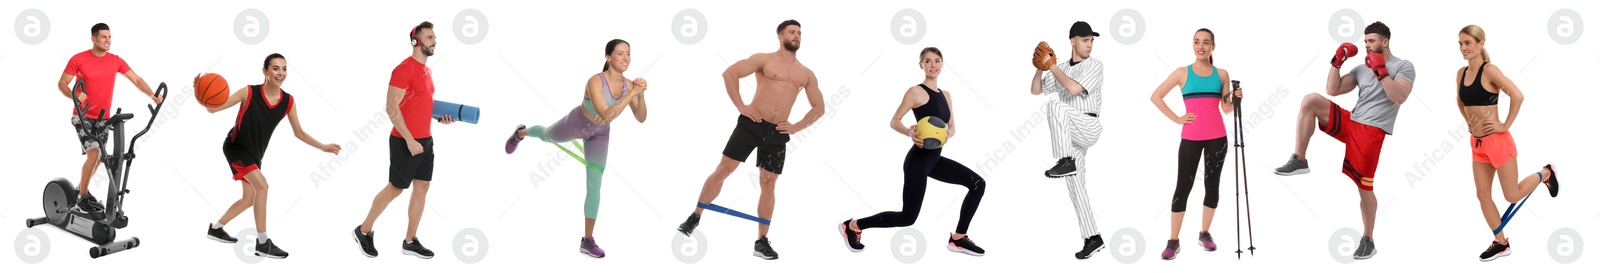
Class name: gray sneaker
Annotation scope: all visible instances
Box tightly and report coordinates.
[1274,154,1310,176]
[1353,236,1376,260]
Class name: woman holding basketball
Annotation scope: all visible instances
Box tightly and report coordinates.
[200,53,342,259]
[1148,28,1242,260]
[1455,25,1560,262]
[837,47,989,257]
[504,39,648,258]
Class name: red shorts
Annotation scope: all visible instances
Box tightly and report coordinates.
[1320,103,1386,191]
[1471,132,1517,168]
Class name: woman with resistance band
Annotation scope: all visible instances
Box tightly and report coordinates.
[1454,25,1559,262]
[838,47,988,256]
[1148,28,1242,260]
[505,39,649,258]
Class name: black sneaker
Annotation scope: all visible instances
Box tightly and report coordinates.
[207,225,237,243]
[402,238,435,259]
[76,194,105,212]
[1075,234,1105,259]
[1479,240,1511,262]
[1544,164,1559,198]
[254,239,289,259]
[677,213,701,236]
[839,220,864,252]
[1353,236,1376,260]
[946,236,986,256]
[352,226,377,258]
[753,237,779,260]
[1045,157,1079,178]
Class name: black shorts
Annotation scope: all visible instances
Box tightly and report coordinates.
[388,136,435,189]
[222,146,264,182]
[721,115,790,174]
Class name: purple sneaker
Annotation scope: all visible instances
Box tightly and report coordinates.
[506,125,526,154]
[580,237,606,258]
[1199,231,1218,251]
[1161,239,1180,260]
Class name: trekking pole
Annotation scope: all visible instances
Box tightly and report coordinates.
[1229,80,1256,258]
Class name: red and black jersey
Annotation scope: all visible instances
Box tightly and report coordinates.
[222,85,294,158]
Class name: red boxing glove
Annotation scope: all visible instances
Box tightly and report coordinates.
[1331,43,1358,68]
[1365,53,1389,79]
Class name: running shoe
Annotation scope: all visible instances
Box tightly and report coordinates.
[402,238,434,259]
[753,237,780,260]
[1544,164,1559,198]
[505,124,526,154]
[677,213,701,236]
[1274,154,1310,176]
[207,224,237,243]
[352,226,378,258]
[1199,231,1218,251]
[254,239,289,259]
[1479,240,1511,262]
[580,236,606,258]
[76,193,105,212]
[946,235,986,256]
[839,220,864,252]
[1161,239,1180,260]
[1353,236,1376,260]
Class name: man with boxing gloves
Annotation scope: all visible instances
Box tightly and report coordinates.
[1028,21,1108,260]
[1273,21,1415,260]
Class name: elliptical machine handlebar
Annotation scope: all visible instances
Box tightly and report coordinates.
[127,82,167,155]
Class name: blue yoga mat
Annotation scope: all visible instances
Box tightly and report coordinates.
[432,100,480,124]
[697,203,771,225]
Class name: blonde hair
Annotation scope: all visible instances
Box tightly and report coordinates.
[1460,25,1490,63]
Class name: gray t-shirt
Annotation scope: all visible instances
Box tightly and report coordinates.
[1346,56,1415,134]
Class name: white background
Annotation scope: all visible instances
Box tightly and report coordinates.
[2,0,1595,271]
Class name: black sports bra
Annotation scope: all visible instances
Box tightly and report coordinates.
[1458,63,1498,106]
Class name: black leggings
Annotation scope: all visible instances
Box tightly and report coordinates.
[857,147,987,234]
[1171,137,1227,212]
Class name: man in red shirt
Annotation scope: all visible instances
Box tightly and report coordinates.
[57,23,163,212]
[351,21,456,259]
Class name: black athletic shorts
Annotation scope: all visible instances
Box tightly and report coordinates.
[721,115,790,174]
[222,146,265,182]
[388,136,435,189]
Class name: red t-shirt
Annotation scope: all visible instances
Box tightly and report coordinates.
[63,50,131,119]
[389,57,434,139]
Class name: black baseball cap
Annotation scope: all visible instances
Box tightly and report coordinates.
[1070,21,1099,38]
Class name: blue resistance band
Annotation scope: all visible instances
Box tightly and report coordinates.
[1492,189,1535,236]
[697,203,772,225]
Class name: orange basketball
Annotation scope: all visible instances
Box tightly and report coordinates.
[195,73,229,108]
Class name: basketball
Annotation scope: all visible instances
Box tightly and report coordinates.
[195,73,229,108]
[916,116,948,150]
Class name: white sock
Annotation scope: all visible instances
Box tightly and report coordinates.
[257,232,269,244]
[210,222,224,229]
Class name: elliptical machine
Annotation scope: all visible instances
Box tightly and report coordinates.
[24,79,167,258]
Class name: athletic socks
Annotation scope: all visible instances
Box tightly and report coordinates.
[211,222,224,229]
[258,232,269,244]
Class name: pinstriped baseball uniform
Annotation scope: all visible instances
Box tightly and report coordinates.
[1039,56,1104,239]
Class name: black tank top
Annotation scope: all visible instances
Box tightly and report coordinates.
[1458,63,1498,106]
[224,85,294,155]
[912,84,951,124]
